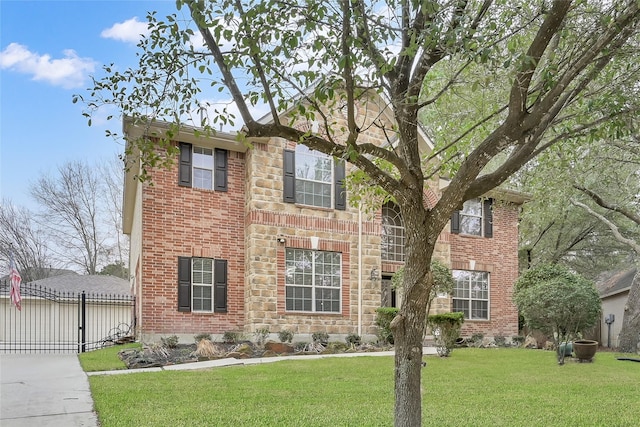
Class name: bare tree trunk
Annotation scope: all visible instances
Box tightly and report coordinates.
[392,293,430,427]
[618,270,640,353]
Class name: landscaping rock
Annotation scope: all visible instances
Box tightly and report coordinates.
[264,342,295,354]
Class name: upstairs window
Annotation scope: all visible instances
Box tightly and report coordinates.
[285,248,342,313]
[451,198,493,237]
[382,202,405,262]
[452,270,489,320]
[283,146,346,210]
[178,142,228,191]
[193,147,214,190]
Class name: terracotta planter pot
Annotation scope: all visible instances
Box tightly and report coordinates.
[573,339,598,361]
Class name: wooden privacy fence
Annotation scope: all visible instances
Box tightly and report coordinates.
[0,280,135,353]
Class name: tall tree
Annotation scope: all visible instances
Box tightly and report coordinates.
[30,161,106,275]
[569,135,640,353]
[81,1,640,425]
[0,201,54,282]
[99,156,129,275]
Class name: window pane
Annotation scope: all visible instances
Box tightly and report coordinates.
[285,249,341,313]
[193,169,213,190]
[192,147,214,190]
[460,198,482,236]
[193,285,212,311]
[452,270,489,320]
[295,146,333,208]
[382,202,405,261]
[460,216,481,235]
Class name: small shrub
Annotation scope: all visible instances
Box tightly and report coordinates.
[222,331,243,344]
[346,333,362,346]
[494,335,506,347]
[160,335,179,349]
[428,312,464,357]
[512,335,525,347]
[194,339,221,358]
[312,331,329,345]
[470,333,484,346]
[278,329,294,343]
[375,307,399,344]
[253,327,270,345]
[194,333,212,343]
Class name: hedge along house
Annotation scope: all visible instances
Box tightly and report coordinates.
[122,93,525,344]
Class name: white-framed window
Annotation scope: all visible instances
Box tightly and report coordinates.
[193,147,214,190]
[295,145,333,208]
[460,198,483,236]
[192,258,214,312]
[285,248,341,313]
[382,202,405,262]
[179,143,228,192]
[452,270,489,320]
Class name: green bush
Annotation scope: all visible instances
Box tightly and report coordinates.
[494,335,506,347]
[312,331,329,345]
[345,333,362,346]
[428,312,464,357]
[514,264,601,365]
[222,331,243,344]
[278,329,294,343]
[375,307,399,344]
[512,335,525,346]
[160,335,179,348]
[253,327,270,345]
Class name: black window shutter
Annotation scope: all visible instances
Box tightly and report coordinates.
[484,198,493,238]
[177,257,191,312]
[283,149,296,203]
[178,142,192,187]
[214,259,228,313]
[214,148,228,191]
[334,159,346,210]
[451,210,460,234]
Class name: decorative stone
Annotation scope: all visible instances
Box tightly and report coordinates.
[264,342,295,354]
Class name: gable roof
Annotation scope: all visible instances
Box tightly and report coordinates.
[598,268,636,298]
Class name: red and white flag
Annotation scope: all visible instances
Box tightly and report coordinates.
[9,253,22,311]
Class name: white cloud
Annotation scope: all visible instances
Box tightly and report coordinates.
[0,43,96,89]
[101,17,150,44]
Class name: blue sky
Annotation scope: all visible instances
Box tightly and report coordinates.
[1,0,181,209]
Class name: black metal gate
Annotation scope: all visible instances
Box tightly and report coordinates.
[0,280,135,353]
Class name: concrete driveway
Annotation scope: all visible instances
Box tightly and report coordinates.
[0,353,98,427]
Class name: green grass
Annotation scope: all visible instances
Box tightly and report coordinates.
[87,348,640,426]
[78,343,141,372]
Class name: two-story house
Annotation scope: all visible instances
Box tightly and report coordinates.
[123,95,524,344]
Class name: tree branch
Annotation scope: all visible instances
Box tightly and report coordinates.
[571,199,640,255]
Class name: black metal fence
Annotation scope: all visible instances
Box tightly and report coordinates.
[0,280,135,353]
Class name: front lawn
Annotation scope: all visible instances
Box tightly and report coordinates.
[87,348,640,426]
[78,342,141,372]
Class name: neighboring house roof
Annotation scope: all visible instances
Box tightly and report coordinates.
[598,268,636,299]
[0,268,77,282]
[27,274,132,295]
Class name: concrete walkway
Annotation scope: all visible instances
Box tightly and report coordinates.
[88,346,438,376]
[0,353,98,427]
[1,347,437,426]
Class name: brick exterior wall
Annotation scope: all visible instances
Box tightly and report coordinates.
[449,203,521,339]
[129,96,521,343]
[138,149,246,339]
